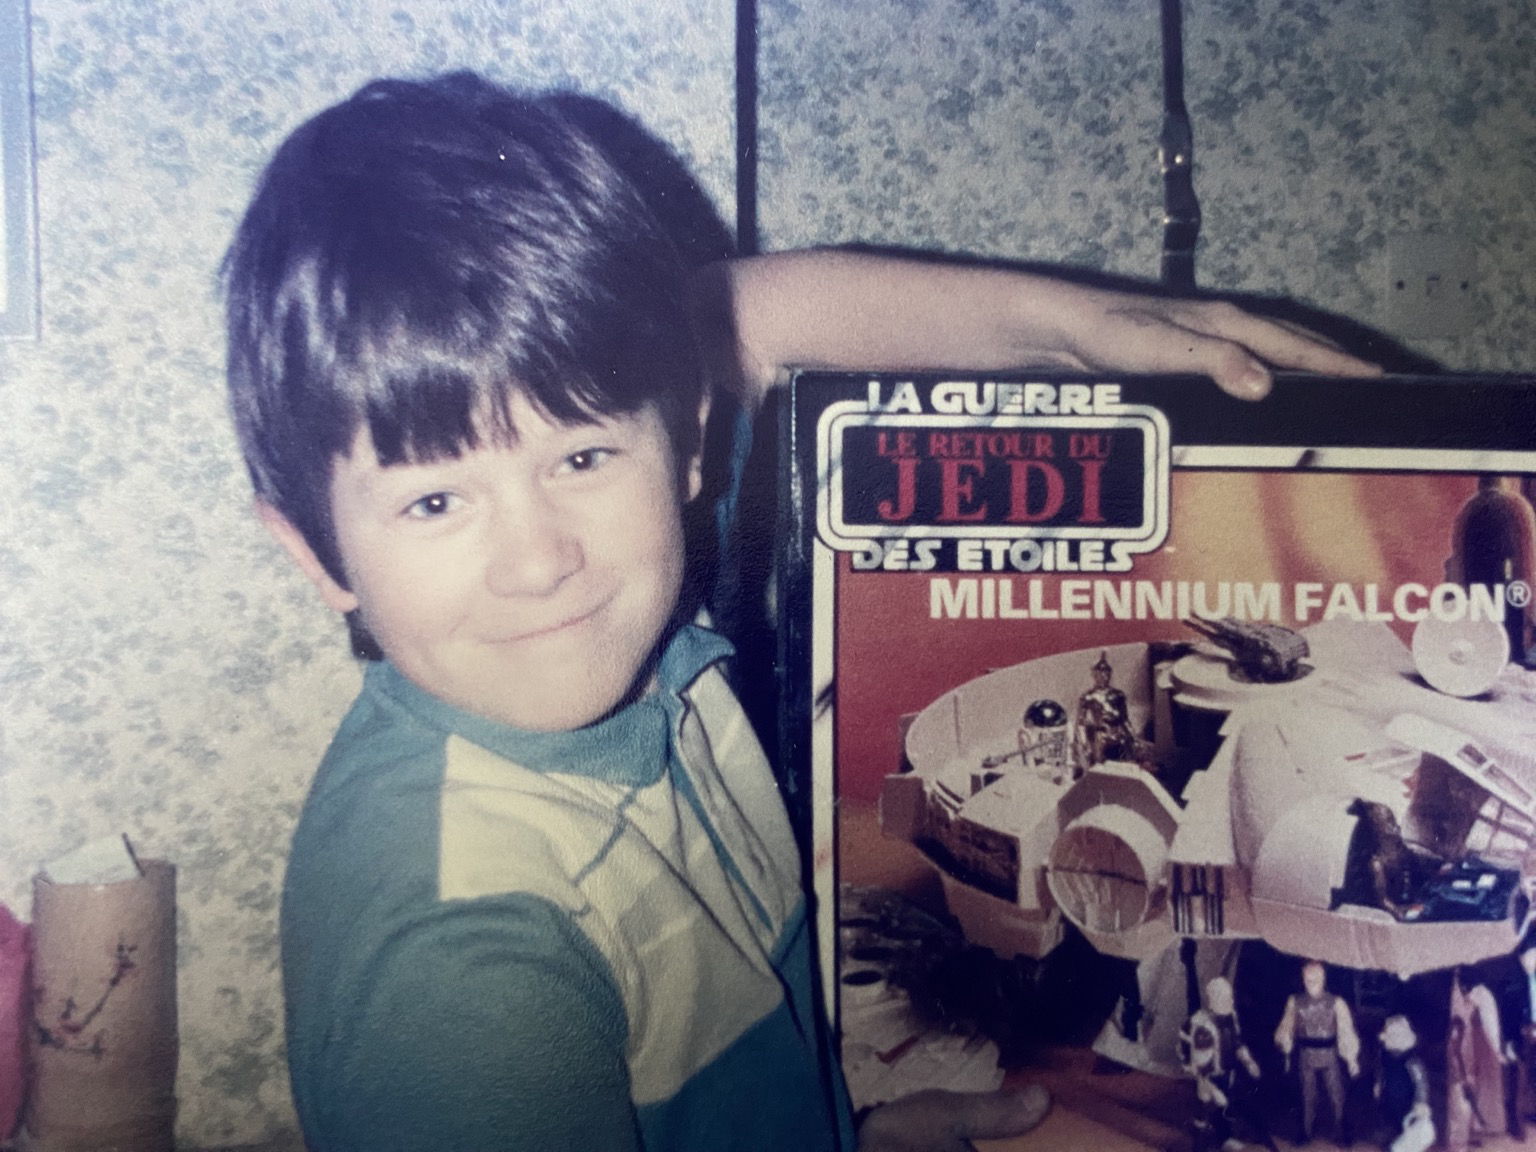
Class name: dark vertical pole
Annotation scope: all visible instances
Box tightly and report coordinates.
[1159,0,1200,292]
[736,0,760,256]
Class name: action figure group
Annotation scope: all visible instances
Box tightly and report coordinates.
[1004,651,1145,784]
[991,650,1536,1151]
[1181,946,1536,1152]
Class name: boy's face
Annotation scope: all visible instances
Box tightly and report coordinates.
[265,393,703,733]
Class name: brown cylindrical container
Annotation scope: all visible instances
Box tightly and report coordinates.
[26,861,177,1152]
[1449,475,1536,664]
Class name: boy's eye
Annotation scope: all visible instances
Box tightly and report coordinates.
[564,447,613,473]
[405,492,458,518]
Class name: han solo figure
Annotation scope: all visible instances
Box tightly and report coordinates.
[1275,960,1360,1144]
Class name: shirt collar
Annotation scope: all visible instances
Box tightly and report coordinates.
[367,623,734,788]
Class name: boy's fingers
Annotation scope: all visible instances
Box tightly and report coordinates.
[1262,314,1347,352]
[858,1085,1051,1151]
[1081,299,1381,401]
[1168,299,1383,379]
[1080,304,1273,399]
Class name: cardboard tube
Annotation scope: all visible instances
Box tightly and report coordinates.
[26,861,177,1152]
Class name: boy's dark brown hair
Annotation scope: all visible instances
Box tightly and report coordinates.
[223,72,708,589]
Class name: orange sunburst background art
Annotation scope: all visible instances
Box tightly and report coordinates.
[833,470,1487,804]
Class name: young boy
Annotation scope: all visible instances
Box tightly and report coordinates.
[224,72,1374,1151]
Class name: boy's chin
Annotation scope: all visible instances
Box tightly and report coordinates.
[406,625,671,734]
[478,670,654,734]
[502,639,666,733]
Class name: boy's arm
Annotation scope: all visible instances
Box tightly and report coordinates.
[698,249,1380,407]
[299,895,639,1151]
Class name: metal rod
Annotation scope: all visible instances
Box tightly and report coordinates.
[1160,0,1200,291]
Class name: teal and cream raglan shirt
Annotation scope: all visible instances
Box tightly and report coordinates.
[281,624,854,1150]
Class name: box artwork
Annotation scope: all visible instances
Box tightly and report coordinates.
[777,371,1536,1152]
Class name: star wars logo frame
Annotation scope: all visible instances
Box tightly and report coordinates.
[815,380,1172,574]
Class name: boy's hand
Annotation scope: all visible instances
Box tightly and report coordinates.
[1044,291,1377,400]
[857,1085,1051,1152]
[710,250,1381,408]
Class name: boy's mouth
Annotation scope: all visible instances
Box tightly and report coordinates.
[488,601,606,644]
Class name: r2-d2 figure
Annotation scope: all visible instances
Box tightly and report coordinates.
[1017,698,1069,780]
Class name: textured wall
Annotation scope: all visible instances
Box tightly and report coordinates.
[0,1,730,1145]
[1,0,1533,1145]
[758,0,1536,369]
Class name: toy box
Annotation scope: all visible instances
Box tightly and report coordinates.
[777,371,1536,1151]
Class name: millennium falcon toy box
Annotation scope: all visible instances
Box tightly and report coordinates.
[775,371,1536,1145]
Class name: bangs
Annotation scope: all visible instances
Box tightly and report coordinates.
[339,263,686,469]
[224,73,708,585]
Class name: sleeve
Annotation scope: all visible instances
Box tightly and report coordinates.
[307,893,640,1152]
[1274,996,1295,1054]
[1334,997,1361,1071]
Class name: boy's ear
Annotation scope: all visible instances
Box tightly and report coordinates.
[255,501,359,616]
[685,392,712,503]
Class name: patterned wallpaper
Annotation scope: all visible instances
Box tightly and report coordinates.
[759,0,1536,369]
[0,0,731,1144]
[0,0,1531,1145]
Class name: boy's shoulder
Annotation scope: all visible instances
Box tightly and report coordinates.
[288,662,447,872]
[288,629,764,909]
[279,632,856,1151]
[279,664,638,1149]
[289,660,613,890]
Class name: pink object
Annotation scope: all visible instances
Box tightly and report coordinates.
[0,903,30,1141]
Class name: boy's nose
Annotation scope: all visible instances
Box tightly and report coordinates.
[483,496,582,597]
